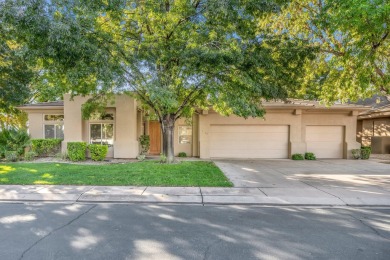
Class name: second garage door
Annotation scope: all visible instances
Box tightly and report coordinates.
[306,126,344,158]
[209,125,289,158]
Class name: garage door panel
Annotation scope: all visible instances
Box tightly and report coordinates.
[210,132,288,142]
[209,125,289,159]
[210,141,288,150]
[210,149,288,159]
[211,125,288,133]
[306,126,344,159]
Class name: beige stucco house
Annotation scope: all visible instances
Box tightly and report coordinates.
[356,95,390,154]
[18,94,369,159]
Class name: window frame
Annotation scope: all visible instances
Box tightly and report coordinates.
[43,114,64,139]
[178,125,192,144]
[43,124,64,139]
[89,123,115,146]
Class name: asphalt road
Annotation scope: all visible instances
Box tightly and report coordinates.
[0,203,389,260]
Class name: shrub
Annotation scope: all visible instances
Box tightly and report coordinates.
[0,128,30,158]
[139,135,150,155]
[88,144,108,161]
[5,151,18,162]
[351,149,361,159]
[31,139,62,157]
[361,146,371,160]
[292,153,304,160]
[178,152,187,158]
[24,151,36,161]
[159,153,167,163]
[305,152,316,160]
[67,142,87,161]
[137,154,146,161]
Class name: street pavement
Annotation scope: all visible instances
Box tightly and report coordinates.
[1,159,389,206]
[0,203,389,260]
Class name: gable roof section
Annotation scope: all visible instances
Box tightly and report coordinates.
[355,95,390,119]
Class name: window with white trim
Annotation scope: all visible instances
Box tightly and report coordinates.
[90,123,114,146]
[178,126,192,144]
[44,114,64,139]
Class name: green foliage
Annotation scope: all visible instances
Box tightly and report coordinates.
[139,135,150,155]
[261,0,390,102]
[137,154,146,161]
[24,151,36,161]
[88,144,108,161]
[31,139,62,157]
[178,152,187,158]
[67,142,87,162]
[159,153,167,164]
[351,149,361,159]
[305,152,316,160]
[0,0,314,163]
[0,128,30,157]
[5,151,18,162]
[292,153,304,160]
[361,146,371,160]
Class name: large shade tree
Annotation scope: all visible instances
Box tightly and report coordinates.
[260,0,390,103]
[1,0,314,162]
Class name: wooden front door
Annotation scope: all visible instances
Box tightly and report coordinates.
[149,121,161,155]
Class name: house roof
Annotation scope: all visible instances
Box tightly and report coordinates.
[262,99,369,110]
[17,101,64,110]
[355,95,390,119]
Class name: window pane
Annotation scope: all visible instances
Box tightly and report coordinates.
[179,126,192,144]
[44,115,64,121]
[102,124,114,146]
[44,125,55,139]
[55,125,64,139]
[90,124,102,144]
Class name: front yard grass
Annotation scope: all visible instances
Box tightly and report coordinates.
[0,161,232,187]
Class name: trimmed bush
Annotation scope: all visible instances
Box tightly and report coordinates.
[88,144,108,161]
[305,152,316,160]
[31,139,62,157]
[139,135,150,155]
[178,152,187,158]
[0,128,30,158]
[361,146,371,160]
[292,153,304,160]
[24,151,36,161]
[67,142,87,161]
[5,151,18,162]
[351,149,361,159]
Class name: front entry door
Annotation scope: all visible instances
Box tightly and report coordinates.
[149,121,161,155]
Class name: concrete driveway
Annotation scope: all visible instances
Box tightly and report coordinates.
[214,159,390,205]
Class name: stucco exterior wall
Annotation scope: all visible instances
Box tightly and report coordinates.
[27,109,64,139]
[301,111,361,158]
[62,94,139,158]
[199,109,361,159]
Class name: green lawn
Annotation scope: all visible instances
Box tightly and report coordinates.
[0,161,232,187]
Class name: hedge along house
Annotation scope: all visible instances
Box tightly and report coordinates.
[18,94,369,159]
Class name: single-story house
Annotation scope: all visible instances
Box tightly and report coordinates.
[18,94,369,159]
[356,95,390,154]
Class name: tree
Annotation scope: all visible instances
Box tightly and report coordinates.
[260,0,390,103]
[1,0,313,163]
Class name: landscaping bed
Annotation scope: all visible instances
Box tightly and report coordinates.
[0,161,232,187]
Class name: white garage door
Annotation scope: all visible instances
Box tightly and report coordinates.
[209,125,289,158]
[306,126,344,158]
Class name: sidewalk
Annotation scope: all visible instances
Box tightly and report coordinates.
[1,184,390,206]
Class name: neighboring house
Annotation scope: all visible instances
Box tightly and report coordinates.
[356,95,390,154]
[18,94,369,159]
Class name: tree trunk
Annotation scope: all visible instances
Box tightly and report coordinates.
[161,114,176,163]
